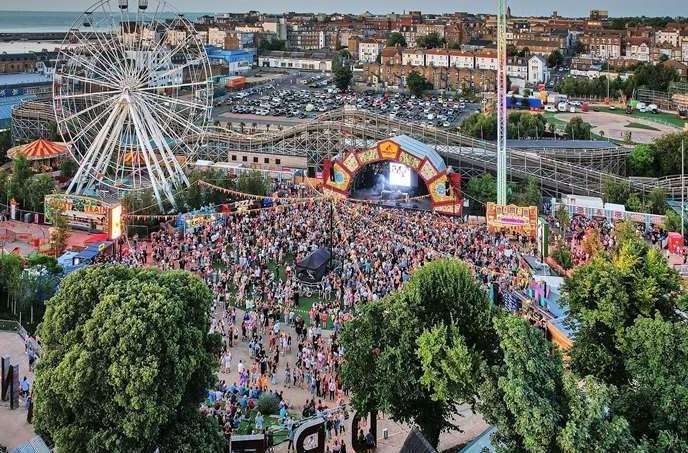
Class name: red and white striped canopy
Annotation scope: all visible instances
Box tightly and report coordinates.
[7,139,67,161]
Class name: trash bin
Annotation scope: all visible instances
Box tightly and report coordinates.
[23,212,33,223]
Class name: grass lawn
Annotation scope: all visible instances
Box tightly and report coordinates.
[625,122,660,131]
[222,258,334,328]
[595,106,687,129]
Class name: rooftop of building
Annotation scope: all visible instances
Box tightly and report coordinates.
[0,72,51,88]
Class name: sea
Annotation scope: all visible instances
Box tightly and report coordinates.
[0,10,210,53]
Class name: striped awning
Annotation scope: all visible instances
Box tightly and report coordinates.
[7,139,67,161]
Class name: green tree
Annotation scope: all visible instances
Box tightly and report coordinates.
[555,204,570,233]
[647,187,667,215]
[653,131,688,177]
[47,121,61,142]
[59,158,78,179]
[627,144,656,177]
[333,64,353,90]
[547,50,564,68]
[557,374,636,453]
[564,116,592,140]
[25,174,55,212]
[562,239,682,387]
[625,192,648,213]
[33,265,224,453]
[406,71,432,97]
[0,253,24,316]
[602,178,630,205]
[50,209,69,257]
[386,32,406,47]
[663,208,685,233]
[0,129,11,163]
[512,177,541,207]
[341,259,497,447]
[617,316,688,448]
[464,173,497,204]
[258,38,286,52]
[236,169,269,196]
[6,156,32,206]
[477,314,566,452]
[416,32,444,49]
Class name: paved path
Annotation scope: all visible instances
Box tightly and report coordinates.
[215,304,487,452]
[0,290,487,452]
[0,332,35,449]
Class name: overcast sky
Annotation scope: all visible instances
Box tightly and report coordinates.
[0,0,686,17]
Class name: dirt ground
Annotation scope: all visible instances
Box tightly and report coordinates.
[557,111,676,144]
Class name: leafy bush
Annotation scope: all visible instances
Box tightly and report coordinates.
[551,246,573,270]
[255,393,280,415]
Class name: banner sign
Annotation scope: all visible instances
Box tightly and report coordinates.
[44,194,121,239]
[486,202,538,237]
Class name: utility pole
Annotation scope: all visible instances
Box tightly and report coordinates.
[496,0,508,205]
[682,139,685,238]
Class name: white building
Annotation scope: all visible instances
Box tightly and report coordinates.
[448,51,475,69]
[401,49,426,67]
[656,29,681,48]
[262,18,288,41]
[257,51,333,71]
[475,51,498,70]
[425,49,449,68]
[358,40,385,63]
[626,41,651,62]
[527,55,549,84]
[165,29,187,46]
[507,57,528,80]
[208,28,227,47]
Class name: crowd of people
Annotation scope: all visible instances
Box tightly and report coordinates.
[111,184,542,450]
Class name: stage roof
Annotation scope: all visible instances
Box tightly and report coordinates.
[391,135,447,172]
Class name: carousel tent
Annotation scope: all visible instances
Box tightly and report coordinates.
[6,138,67,162]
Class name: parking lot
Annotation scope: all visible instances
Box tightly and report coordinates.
[212,73,481,130]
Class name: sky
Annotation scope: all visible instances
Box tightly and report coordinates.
[0,0,686,17]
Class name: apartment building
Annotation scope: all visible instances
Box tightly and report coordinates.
[358,39,386,63]
[425,49,449,67]
[401,48,426,66]
[449,50,475,69]
[626,38,651,62]
[580,32,622,59]
[475,50,498,70]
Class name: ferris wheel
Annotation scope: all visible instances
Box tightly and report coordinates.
[53,0,212,209]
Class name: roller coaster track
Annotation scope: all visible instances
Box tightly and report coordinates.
[196,108,641,197]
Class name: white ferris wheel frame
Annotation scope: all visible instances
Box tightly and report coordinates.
[53,0,213,209]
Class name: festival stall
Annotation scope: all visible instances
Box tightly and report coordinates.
[44,194,123,240]
[486,202,538,237]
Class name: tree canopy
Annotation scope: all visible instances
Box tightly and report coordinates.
[406,71,432,97]
[33,265,224,453]
[386,32,406,47]
[340,259,497,447]
[416,32,445,49]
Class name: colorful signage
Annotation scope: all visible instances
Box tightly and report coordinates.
[45,194,122,239]
[486,202,538,237]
